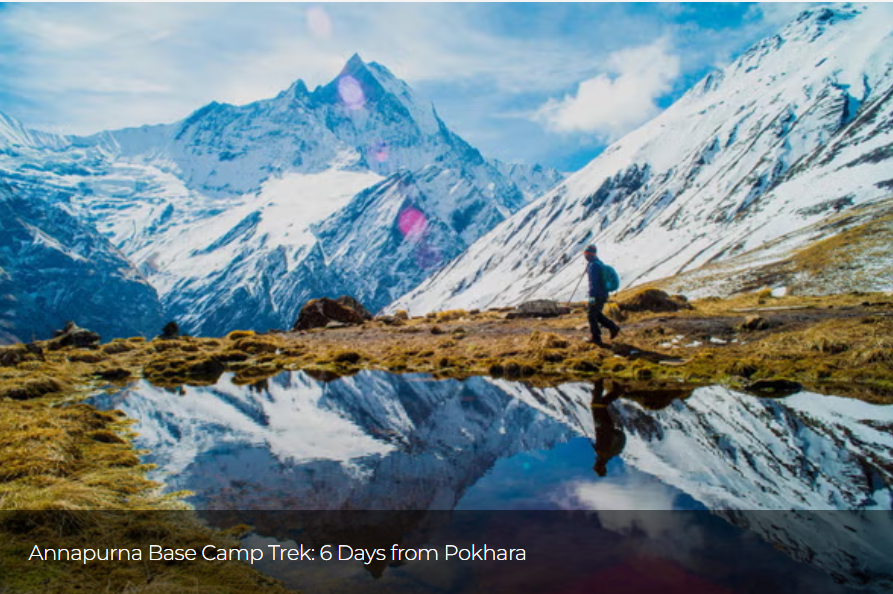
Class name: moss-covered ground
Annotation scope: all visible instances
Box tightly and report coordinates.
[4,290,892,407]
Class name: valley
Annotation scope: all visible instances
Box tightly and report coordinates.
[1,4,892,593]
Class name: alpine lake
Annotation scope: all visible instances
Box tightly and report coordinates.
[87,370,893,593]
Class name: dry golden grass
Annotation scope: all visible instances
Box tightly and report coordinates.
[0,384,295,592]
[791,209,893,279]
[0,508,295,593]
[226,330,256,341]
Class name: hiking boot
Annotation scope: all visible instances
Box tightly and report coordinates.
[584,336,606,347]
[609,326,621,340]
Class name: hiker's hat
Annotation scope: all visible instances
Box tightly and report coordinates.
[583,244,597,256]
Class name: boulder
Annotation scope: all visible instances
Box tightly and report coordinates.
[617,289,691,314]
[376,315,405,327]
[507,300,569,319]
[160,321,180,339]
[335,296,373,320]
[293,298,367,331]
[47,321,100,350]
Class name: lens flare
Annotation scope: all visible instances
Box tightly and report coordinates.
[337,75,365,110]
[372,140,389,163]
[398,206,427,241]
[306,6,332,39]
[414,241,443,270]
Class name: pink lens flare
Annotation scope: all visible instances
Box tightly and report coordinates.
[414,241,443,270]
[337,75,365,110]
[372,140,389,162]
[398,207,427,241]
[306,6,332,39]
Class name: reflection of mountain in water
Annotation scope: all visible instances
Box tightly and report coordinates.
[603,386,893,510]
[91,371,593,510]
[91,372,893,512]
[597,389,893,591]
[90,371,893,590]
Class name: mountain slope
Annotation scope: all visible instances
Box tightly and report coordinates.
[0,181,164,342]
[394,4,893,314]
[0,56,562,336]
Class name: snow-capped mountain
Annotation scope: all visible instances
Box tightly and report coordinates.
[0,112,68,151]
[81,54,556,202]
[394,4,893,313]
[0,55,561,337]
[0,180,164,343]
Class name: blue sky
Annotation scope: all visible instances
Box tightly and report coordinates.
[0,2,815,171]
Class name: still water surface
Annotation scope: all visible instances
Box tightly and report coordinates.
[89,371,893,593]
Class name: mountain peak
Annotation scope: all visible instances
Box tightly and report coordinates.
[337,53,401,89]
[784,2,862,41]
[343,52,367,72]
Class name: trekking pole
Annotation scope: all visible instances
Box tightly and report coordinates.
[565,269,586,310]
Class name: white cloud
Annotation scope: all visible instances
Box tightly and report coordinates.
[0,3,801,168]
[534,40,680,139]
[0,3,605,135]
[746,2,819,27]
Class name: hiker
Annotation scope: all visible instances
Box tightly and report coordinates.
[590,379,627,477]
[583,244,620,346]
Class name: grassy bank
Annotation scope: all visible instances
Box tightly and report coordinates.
[1,289,891,592]
[2,290,892,404]
[0,378,295,592]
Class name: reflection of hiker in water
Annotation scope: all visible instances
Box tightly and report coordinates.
[590,379,626,477]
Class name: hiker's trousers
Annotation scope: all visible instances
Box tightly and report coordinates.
[587,299,619,340]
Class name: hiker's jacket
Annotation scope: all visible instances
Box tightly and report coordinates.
[587,257,609,301]
[593,405,626,462]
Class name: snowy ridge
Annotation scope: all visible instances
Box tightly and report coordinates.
[0,112,70,151]
[394,4,893,313]
[0,55,562,336]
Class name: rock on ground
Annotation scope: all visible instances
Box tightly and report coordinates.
[335,296,373,320]
[160,321,180,339]
[507,300,569,319]
[739,315,771,331]
[47,321,100,350]
[293,297,369,331]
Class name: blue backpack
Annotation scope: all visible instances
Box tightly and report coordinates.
[602,264,620,293]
